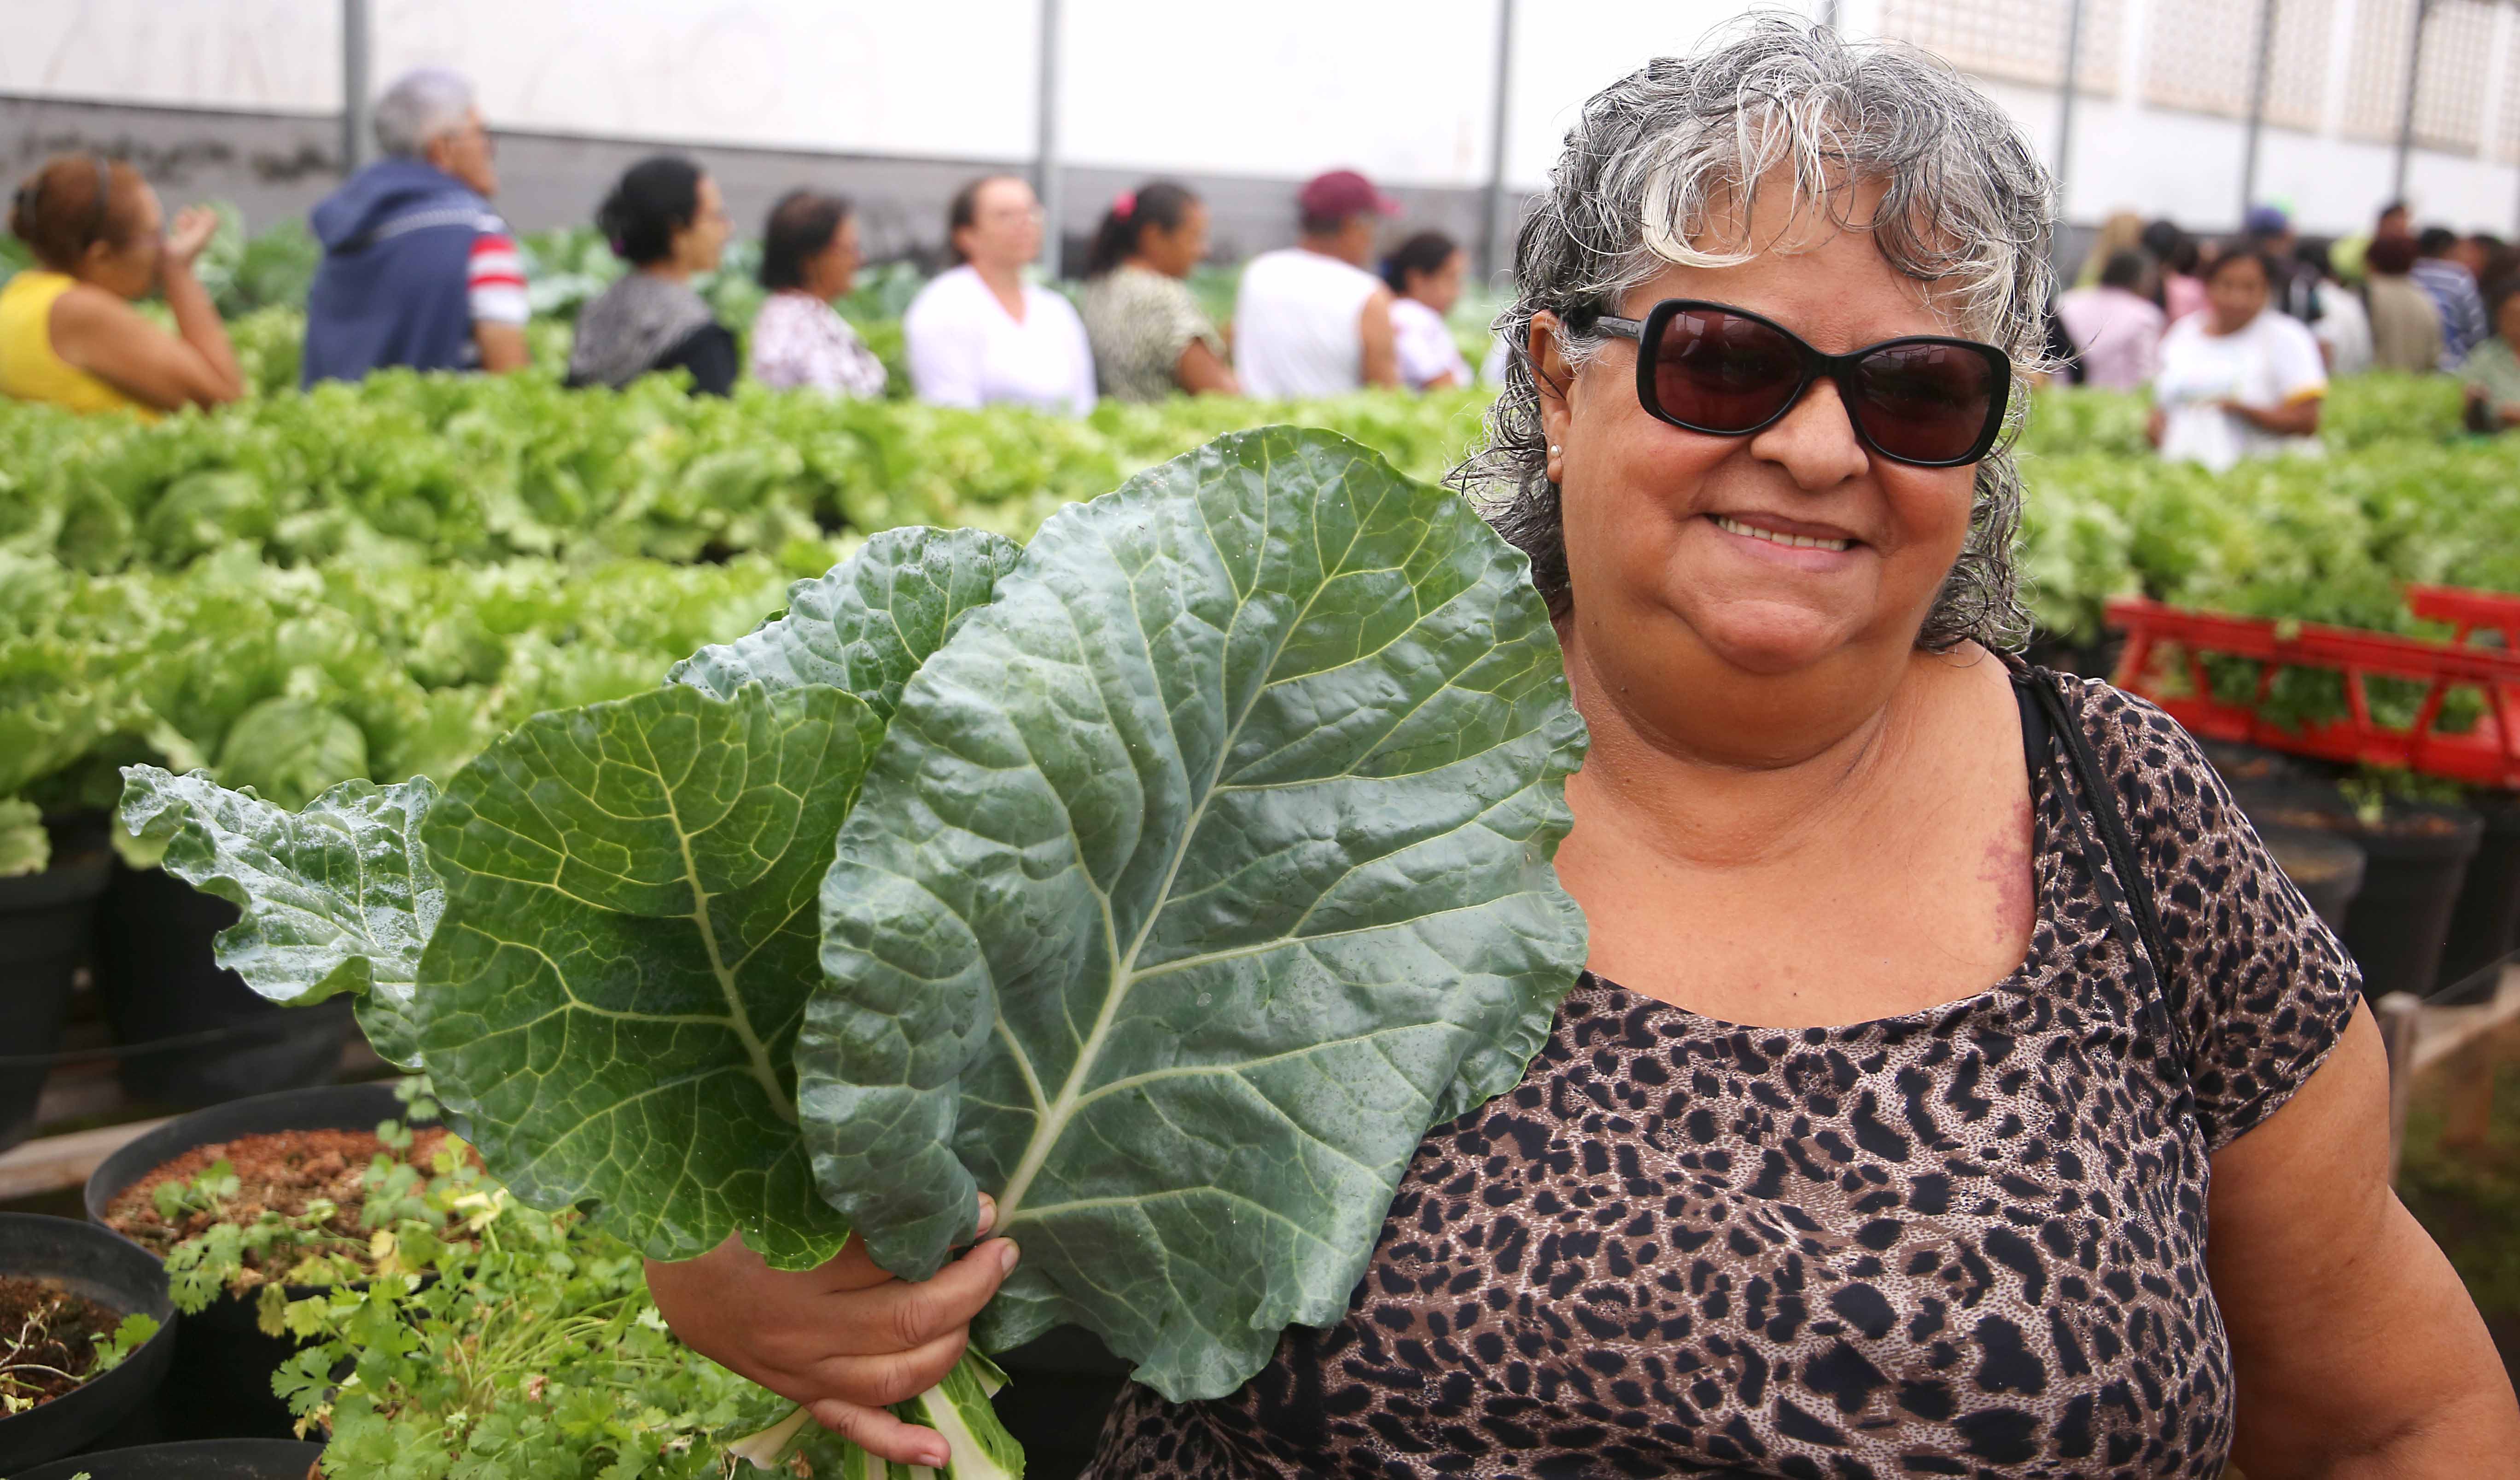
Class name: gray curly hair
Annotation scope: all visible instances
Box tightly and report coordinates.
[1452,17,2054,652]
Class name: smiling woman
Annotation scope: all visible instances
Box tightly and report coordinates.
[643,19,2520,1478]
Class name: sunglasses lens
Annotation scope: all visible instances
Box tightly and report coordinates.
[1649,307,1806,432]
[1850,343,2000,464]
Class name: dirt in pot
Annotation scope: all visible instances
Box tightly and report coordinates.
[0,1274,124,1411]
[103,1126,466,1284]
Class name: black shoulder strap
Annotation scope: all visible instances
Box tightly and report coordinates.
[2014,667,2195,1094]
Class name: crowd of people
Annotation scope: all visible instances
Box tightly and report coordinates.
[0,67,1480,420]
[2052,200,2520,469]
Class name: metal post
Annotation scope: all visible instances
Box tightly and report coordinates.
[340,0,371,175]
[1034,0,1063,278]
[1480,0,1518,281]
[2239,0,2279,222]
[2394,0,2432,200]
[2054,0,2087,220]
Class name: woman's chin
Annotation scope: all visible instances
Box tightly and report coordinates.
[1681,600,1871,677]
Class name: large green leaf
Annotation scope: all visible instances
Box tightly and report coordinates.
[418,682,882,1268]
[118,766,439,1067]
[803,426,1589,1401]
[667,527,1020,720]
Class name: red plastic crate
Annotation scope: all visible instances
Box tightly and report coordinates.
[2106,588,2520,789]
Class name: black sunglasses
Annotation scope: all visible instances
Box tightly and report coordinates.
[1578,299,2012,468]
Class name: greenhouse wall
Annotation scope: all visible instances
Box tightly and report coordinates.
[10,0,2520,255]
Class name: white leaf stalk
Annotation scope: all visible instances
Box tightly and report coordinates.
[726,1349,1020,1477]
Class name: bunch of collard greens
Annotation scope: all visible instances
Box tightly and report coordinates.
[121,427,1591,1474]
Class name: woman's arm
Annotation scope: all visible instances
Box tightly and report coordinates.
[1174,337,1240,396]
[1358,288,1400,390]
[2221,395,2321,437]
[2210,1005,2520,1476]
[52,207,243,410]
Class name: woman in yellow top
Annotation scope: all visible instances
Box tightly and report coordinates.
[2,154,244,417]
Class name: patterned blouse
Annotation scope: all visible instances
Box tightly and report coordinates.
[1078,265,1226,402]
[748,291,888,398]
[1088,678,2363,1478]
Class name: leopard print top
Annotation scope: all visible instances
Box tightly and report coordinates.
[1087,679,2363,1479]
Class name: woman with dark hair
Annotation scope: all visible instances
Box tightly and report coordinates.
[1381,229,1471,390]
[2141,218,2207,324]
[2151,246,2325,469]
[1075,181,1236,402]
[748,189,886,399]
[0,152,241,416]
[565,155,737,395]
[903,174,1093,414]
[2364,232,2445,374]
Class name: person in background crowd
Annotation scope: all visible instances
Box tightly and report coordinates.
[2411,226,2488,366]
[2242,205,2319,323]
[2459,279,2520,430]
[2473,233,2520,293]
[748,190,886,399]
[2363,233,2445,374]
[2054,248,2164,389]
[2376,199,2412,240]
[303,68,525,386]
[1233,169,1401,398]
[1075,181,1235,402]
[2072,209,2146,288]
[0,153,241,416]
[565,156,737,396]
[2298,239,2371,375]
[2141,218,2209,324]
[1381,230,1472,391]
[2151,246,2325,471]
[904,175,1093,415]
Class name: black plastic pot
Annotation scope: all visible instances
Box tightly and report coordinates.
[84,1083,425,1442]
[2437,792,2520,1005]
[0,1213,179,1473]
[992,1327,1132,1480]
[88,863,352,1107]
[2258,824,2367,932]
[10,1438,326,1480]
[2276,801,2486,1002]
[0,837,111,1153]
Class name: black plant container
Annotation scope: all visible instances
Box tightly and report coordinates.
[2437,792,2520,1005]
[0,1213,178,1473]
[88,862,352,1107]
[0,819,113,1152]
[10,1438,326,1480]
[2257,824,2367,932]
[84,1083,423,1442]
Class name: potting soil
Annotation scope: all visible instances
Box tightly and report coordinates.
[103,1126,461,1273]
[0,1274,122,1410]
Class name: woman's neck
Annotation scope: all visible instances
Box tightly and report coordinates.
[971,260,1028,316]
[1557,630,1947,872]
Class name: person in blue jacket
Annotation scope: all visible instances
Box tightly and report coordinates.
[301,68,529,386]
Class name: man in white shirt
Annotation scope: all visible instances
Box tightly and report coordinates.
[1234,170,1403,400]
[904,175,1095,415]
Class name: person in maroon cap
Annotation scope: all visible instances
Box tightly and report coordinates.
[1231,168,1402,398]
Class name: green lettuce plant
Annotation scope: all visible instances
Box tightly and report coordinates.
[120,429,1592,1472]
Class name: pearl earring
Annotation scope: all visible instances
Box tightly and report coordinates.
[1548,443,1562,454]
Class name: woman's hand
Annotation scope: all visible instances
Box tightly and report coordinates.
[645,1197,1020,1468]
[2145,406,2166,448]
[162,206,219,271]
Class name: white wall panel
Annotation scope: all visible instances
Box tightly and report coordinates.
[1060,0,1501,186]
[0,0,338,113]
[372,0,1039,162]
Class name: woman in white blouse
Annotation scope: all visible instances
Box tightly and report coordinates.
[1381,229,1473,391]
[749,189,888,399]
[903,175,1094,415]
